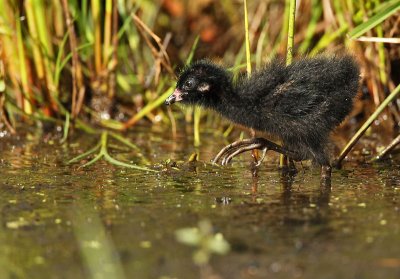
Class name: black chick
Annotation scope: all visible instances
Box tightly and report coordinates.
[165,55,360,179]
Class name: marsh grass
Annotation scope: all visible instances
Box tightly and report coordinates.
[0,0,399,161]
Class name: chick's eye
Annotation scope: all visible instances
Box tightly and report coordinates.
[184,79,194,89]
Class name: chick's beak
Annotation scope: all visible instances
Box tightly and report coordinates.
[165,89,184,105]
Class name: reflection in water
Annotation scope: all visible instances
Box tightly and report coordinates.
[70,200,126,279]
[250,162,259,194]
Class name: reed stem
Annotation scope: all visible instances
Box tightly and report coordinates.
[281,0,296,167]
[336,83,400,167]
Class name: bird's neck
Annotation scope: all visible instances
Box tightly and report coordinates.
[213,86,252,124]
[212,84,274,132]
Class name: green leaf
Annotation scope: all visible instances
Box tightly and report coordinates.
[185,35,200,66]
[0,79,5,92]
[206,233,230,255]
[348,1,400,39]
[125,87,174,126]
[175,228,201,246]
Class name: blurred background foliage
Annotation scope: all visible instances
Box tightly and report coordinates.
[0,0,399,149]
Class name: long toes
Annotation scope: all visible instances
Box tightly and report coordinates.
[213,152,225,164]
[224,150,242,165]
[211,157,219,164]
[213,138,302,167]
[213,146,236,163]
[214,138,289,166]
[221,143,263,165]
[214,145,245,164]
[213,138,260,163]
[214,149,233,164]
[221,152,233,165]
[220,150,237,165]
[220,156,227,165]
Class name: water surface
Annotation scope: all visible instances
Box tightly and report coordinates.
[0,126,399,279]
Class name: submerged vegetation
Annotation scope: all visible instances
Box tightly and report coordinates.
[0,0,400,165]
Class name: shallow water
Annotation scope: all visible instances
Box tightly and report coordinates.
[0,126,399,279]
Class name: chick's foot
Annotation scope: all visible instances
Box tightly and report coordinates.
[212,137,299,166]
